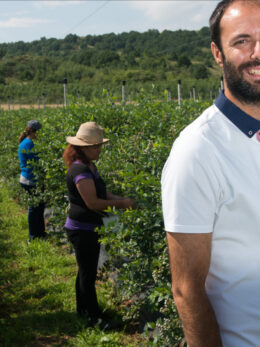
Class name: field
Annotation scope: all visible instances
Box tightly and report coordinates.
[0,93,211,346]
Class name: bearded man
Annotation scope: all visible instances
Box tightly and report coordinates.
[161,1,260,346]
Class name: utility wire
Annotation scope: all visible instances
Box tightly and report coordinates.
[63,1,110,37]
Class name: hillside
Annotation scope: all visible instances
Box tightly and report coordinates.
[0,28,221,103]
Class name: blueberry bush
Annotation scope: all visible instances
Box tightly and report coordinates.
[0,93,210,345]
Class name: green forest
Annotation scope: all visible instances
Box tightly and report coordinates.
[0,27,221,103]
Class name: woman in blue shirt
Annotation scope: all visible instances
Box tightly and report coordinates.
[18,120,47,240]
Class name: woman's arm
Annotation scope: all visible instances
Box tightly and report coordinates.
[76,179,135,211]
[106,191,127,200]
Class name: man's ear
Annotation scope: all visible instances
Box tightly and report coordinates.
[211,41,224,68]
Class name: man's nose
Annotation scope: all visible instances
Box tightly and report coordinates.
[251,40,260,60]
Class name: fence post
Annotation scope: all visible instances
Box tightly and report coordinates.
[177,80,182,105]
[7,96,10,111]
[38,97,40,109]
[42,93,46,110]
[167,88,171,102]
[63,78,67,107]
[192,86,196,101]
[220,76,224,91]
[122,80,126,104]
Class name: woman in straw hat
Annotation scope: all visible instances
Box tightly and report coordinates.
[18,120,47,241]
[63,121,135,326]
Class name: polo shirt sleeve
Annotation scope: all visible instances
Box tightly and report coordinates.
[161,135,220,234]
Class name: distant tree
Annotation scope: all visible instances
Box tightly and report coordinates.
[191,64,209,79]
[93,50,120,68]
[177,54,191,67]
[0,65,5,84]
[169,51,178,61]
[64,34,78,44]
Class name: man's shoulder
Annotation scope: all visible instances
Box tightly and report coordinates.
[166,103,228,172]
[180,103,221,140]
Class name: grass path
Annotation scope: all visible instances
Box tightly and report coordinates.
[0,184,146,346]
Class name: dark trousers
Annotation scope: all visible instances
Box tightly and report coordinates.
[21,183,45,239]
[66,228,101,318]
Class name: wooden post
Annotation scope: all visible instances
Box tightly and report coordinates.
[167,88,171,102]
[193,86,196,101]
[42,93,46,110]
[7,96,10,111]
[177,80,182,105]
[220,76,224,91]
[63,78,67,107]
[38,97,40,109]
[122,80,126,104]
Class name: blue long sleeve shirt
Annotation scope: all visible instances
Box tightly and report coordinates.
[18,138,39,181]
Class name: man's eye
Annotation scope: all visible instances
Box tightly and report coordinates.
[234,39,249,46]
[236,40,245,44]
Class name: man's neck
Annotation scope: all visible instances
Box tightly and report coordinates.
[224,89,260,121]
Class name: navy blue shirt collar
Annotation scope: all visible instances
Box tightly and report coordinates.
[215,90,260,138]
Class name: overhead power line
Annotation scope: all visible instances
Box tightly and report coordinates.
[63,0,110,37]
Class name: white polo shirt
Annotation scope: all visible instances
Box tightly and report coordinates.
[161,91,260,347]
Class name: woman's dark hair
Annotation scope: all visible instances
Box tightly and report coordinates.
[63,144,90,167]
[18,126,37,143]
[210,0,260,51]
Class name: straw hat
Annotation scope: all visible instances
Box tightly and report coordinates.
[66,122,109,146]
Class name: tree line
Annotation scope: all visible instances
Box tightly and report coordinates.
[0,27,221,102]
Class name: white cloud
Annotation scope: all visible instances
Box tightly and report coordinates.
[130,1,176,21]
[33,0,81,9]
[0,17,53,28]
[13,10,30,16]
[129,1,218,30]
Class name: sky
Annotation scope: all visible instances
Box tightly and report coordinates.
[0,1,219,44]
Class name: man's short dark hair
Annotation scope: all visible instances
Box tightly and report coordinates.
[209,0,235,51]
[210,0,260,51]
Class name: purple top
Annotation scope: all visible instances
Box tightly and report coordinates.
[72,161,99,184]
[65,217,100,231]
[64,161,102,231]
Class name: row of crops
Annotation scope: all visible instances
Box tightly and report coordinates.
[0,92,211,345]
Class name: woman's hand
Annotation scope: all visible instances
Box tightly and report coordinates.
[121,198,135,209]
[77,179,136,211]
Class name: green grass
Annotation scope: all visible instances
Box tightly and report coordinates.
[0,183,147,346]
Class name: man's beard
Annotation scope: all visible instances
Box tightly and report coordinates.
[222,55,260,105]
